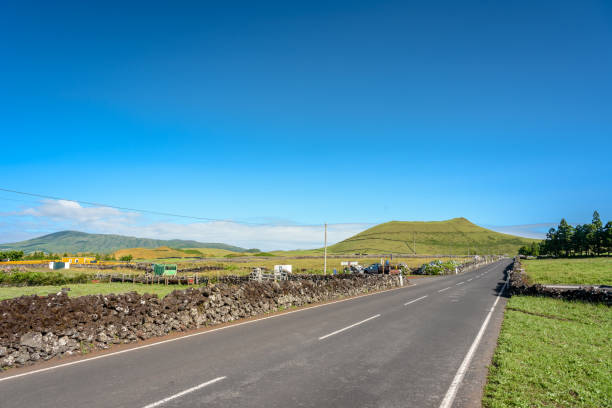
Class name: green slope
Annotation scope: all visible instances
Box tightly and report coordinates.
[328,218,537,255]
[0,231,252,254]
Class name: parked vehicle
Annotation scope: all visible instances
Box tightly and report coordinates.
[345,264,364,274]
[364,263,382,274]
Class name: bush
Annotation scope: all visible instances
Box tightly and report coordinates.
[0,251,24,261]
[0,271,91,286]
[417,260,459,275]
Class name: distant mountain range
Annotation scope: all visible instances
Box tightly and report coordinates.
[0,231,254,254]
[1,218,536,256]
[328,217,537,255]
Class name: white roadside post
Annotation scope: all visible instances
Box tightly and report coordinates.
[324,223,327,275]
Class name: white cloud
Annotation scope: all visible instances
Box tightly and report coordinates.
[486,223,554,239]
[22,199,140,227]
[13,199,370,250]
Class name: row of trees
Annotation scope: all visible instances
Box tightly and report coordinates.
[0,250,25,261]
[519,211,611,257]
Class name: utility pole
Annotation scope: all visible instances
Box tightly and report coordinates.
[324,223,327,275]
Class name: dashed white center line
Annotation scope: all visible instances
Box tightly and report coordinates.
[456,282,465,286]
[467,279,473,282]
[142,376,227,408]
[438,287,451,293]
[318,314,381,340]
[438,277,509,408]
[404,295,428,306]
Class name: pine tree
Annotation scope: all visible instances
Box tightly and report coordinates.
[557,219,574,257]
[587,211,603,255]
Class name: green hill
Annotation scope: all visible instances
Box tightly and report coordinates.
[0,231,254,254]
[328,218,537,255]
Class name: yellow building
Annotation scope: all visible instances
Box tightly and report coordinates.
[61,257,97,264]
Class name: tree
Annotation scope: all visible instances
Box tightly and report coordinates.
[0,250,24,261]
[571,224,587,256]
[539,211,609,258]
[518,246,530,256]
[23,251,48,260]
[604,221,612,255]
[120,255,133,262]
[546,227,560,256]
[591,211,604,255]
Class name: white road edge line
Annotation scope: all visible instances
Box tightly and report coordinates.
[467,279,472,282]
[142,376,226,408]
[438,287,451,293]
[318,314,381,340]
[456,282,465,286]
[438,276,509,408]
[0,285,411,383]
[404,295,428,306]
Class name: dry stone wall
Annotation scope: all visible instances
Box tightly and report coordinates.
[0,275,402,368]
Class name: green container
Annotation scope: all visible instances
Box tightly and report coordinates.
[153,264,177,276]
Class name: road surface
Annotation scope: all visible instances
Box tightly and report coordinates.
[0,259,512,408]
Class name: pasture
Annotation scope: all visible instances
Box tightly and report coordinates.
[483,296,611,408]
[523,257,612,286]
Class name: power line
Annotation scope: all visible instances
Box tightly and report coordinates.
[0,187,328,227]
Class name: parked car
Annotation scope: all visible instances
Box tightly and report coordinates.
[364,263,382,274]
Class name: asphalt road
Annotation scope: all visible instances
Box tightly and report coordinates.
[0,259,512,408]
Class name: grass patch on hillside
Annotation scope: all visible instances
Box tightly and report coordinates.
[0,282,196,301]
[174,248,205,255]
[523,257,612,286]
[253,252,275,257]
[483,296,612,408]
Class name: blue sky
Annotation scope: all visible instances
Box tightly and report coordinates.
[1,1,611,249]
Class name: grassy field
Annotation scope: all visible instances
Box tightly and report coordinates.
[0,282,194,301]
[113,246,244,260]
[328,218,537,255]
[523,257,612,286]
[483,296,611,408]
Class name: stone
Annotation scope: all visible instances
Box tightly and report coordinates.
[20,332,43,349]
[13,351,30,365]
[1,355,15,367]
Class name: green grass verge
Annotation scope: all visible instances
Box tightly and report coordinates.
[523,257,612,286]
[483,296,612,408]
[0,283,197,301]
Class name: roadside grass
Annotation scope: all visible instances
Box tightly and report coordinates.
[0,282,196,301]
[523,257,612,286]
[483,296,612,408]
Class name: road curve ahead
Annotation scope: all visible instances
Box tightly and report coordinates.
[0,259,512,408]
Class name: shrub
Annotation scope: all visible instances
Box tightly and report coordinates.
[0,271,91,286]
[417,260,459,275]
